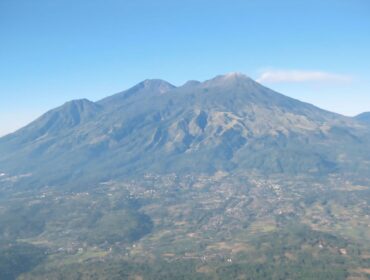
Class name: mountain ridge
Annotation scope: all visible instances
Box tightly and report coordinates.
[0,73,369,189]
[355,112,370,123]
[98,79,176,108]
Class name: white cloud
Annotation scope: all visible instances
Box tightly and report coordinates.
[257,69,352,83]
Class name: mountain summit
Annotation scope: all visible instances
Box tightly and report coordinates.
[99,79,176,107]
[0,73,369,189]
[355,112,370,124]
[204,72,252,84]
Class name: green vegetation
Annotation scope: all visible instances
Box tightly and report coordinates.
[0,187,153,248]
[17,225,363,280]
[0,173,370,279]
[0,242,46,280]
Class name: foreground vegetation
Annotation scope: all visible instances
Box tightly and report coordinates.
[1,172,370,279]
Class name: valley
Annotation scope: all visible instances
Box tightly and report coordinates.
[1,171,370,279]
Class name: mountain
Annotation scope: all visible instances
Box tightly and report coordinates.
[355,112,370,124]
[12,98,102,140]
[1,73,370,279]
[0,73,369,189]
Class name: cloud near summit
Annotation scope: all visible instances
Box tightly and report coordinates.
[257,69,352,84]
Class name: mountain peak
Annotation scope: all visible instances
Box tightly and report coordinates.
[355,112,370,123]
[7,98,101,141]
[217,72,251,80]
[204,72,255,87]
[63,98,96,108]
[223,72,248,79]
[60,98,101,115]
[98,79,176,107]
[140,79,176,93]
[182,80,201,87]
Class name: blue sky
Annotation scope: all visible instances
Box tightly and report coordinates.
[1,0,370,136]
